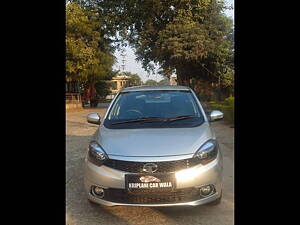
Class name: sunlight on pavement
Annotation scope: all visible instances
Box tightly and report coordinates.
[106,206,176,225]
[66,213,75,225]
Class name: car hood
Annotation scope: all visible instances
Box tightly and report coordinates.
[93,122,214,158]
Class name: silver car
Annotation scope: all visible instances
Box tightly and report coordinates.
[84,85,224,207]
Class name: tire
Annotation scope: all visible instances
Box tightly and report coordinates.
[208,192,222,205]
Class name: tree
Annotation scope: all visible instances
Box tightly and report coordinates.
[94,80,111,100]
[70,0,234,100]
[94,70,118,100]
[158,77,170,86]
[123,72,142,86]
[85,0,233,94]
[144,79,158,86]
[66,2,116,104]
[66,2,99,82]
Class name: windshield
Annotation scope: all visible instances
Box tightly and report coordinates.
[104,90,205,129]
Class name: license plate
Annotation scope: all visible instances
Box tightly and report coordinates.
[125,174,176,190]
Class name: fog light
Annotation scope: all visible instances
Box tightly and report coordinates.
[200,185,213,196]
[92,186,105,198]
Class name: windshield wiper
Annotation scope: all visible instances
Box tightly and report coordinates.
[167,115,197,122]
[110,115,198,125]
[110,117,166,125]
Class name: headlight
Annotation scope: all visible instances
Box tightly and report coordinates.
[87,141,108,166]
[193,139,218,165]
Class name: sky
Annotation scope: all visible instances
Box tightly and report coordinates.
[113,0,234,82]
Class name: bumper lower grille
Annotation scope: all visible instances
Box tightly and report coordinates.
[103,158,202,173]
[103,188,201,204]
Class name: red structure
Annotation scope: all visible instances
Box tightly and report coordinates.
[82,83,98,107]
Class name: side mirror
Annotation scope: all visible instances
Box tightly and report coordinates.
[209,110,224,122]
[87,113,101,125]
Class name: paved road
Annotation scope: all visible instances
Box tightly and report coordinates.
[66,108,234,225]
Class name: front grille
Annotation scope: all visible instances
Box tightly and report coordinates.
[103,158,202,173]
[103,187,201,204]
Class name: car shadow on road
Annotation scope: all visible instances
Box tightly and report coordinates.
[153,203,218,215]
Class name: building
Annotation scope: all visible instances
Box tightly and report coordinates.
[111,74,130,92]
[106,74,130,100]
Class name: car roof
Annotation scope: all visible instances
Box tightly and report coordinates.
[120,85,191,92]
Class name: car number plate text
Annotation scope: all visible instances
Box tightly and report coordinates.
[125,174,175,190]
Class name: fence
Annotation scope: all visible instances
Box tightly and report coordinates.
[66,93,81,104]
[66,93,82,110]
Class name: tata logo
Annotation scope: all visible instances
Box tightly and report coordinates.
[142,163,158,173]
[139,175,161,183]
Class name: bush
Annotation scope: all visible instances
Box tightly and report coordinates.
[223,97,234,124]
[95,80,112,102]
[197,92,212,102]
[224,96,234,108]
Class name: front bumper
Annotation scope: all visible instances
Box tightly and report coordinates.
[84,154,223,207]
[86,190,221,207]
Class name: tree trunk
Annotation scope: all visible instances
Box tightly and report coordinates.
[89,82,98,107]
[176,71,190,87]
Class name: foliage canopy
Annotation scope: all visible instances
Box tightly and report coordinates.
[67,0,234,99]
[66,2,115,84]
